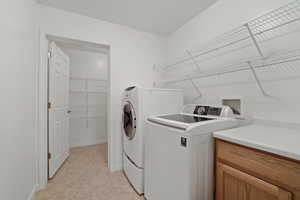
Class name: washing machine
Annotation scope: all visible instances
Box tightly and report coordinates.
[122,86,183,194]
[145,104,240,200]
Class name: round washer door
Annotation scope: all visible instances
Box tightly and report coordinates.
[122,101,136,140]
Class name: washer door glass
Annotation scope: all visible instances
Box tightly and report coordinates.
[123,102,136,140]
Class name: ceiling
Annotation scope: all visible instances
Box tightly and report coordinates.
[37,0,217,35]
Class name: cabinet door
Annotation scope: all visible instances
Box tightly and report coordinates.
[216,162,292,200]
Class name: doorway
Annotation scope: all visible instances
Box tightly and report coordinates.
[38,34,111,187]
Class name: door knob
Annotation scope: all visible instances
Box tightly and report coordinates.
[67,110,72,114]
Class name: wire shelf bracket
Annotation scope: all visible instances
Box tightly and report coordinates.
[245,23,272,97]
[186,50,202,73]
[187,75,202,101]
[244,23,265,59]
[246,61,270,97]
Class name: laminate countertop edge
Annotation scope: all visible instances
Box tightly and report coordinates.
[213,121,300,162]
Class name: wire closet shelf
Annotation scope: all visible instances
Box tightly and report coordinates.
[156,0,300,97]
[70,77,107,127]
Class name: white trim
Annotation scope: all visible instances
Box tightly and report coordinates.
[34,28,40,192]
[36,30,113,190]
[27,185,37,200]
[107,45,113,172]
[36,30,49,190]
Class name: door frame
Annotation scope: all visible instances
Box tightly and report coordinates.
[36,30,112,190]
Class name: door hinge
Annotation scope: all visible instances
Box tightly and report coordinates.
[48,153,52,160]
[48,102,51,109]
[47,51,52,59]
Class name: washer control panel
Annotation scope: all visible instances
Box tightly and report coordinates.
[193,106,221,116]
[192,105,234,118]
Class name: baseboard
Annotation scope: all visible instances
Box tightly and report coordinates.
[70,138,107,148]
[27,185,37,200]
[35,184,45,192]
[110,161,123,172]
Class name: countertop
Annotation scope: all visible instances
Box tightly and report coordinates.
[213,120,300,161]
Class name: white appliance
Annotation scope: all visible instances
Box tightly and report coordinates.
[144,104,239,200]
[122,86,183,194]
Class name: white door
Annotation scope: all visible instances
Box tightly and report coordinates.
[48,42,70,178]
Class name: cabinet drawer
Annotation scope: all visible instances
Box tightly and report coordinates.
[216,139,300,199]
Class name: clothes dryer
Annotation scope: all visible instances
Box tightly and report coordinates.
[122,86,183,194]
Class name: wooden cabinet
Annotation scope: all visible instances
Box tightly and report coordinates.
[216,139,300,200]
[216,162,291,200]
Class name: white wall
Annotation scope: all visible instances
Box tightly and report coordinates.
[62,47,108,147]
[165,0,300,123]
[0,0,37,200]
[37,4,166,170]
[4,0,297,198]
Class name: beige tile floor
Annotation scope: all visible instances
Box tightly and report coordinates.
[36,144,144,200]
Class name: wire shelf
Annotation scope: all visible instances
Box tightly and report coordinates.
[156,0,300,97]
[249,1,300,35]
[162,49,300,85]
[157,0,300,72]
[69,77,107,127]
